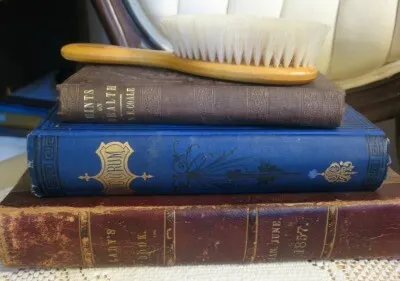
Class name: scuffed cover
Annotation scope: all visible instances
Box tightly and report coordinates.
[0,171,400,267]
[57,65,346,127]
[27,105,390,197]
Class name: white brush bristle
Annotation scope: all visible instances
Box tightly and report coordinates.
[160,15,330,68]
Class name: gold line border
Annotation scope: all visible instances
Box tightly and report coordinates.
[87,212,94,265]
[173,210,176,264]
[327,207,339,259]
[0,216,10,265]
[78,211,94,266]
[252,207,259,261]
[243,208,250,261]
[163,209,166,266]
[320,207,330,258]
[320,206,339,259]
[163,209,176,266]
[78,212,85,265]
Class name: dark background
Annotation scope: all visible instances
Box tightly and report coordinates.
[0,0,88,97]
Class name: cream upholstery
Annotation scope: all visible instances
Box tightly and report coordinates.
[126,0,400,89]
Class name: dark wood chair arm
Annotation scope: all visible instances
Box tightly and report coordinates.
[346,73,400,123]
[91,0,154,48]
[346,74,400,166]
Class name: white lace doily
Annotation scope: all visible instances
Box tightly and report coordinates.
[0,259,399,281]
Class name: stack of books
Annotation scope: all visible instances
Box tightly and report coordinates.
[0,64,398,268]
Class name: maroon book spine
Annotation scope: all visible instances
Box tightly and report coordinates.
[1,201,399,267]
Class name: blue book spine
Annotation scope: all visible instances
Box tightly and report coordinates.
[27,109,390,196]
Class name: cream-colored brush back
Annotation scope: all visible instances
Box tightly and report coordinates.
[125,0,400,90]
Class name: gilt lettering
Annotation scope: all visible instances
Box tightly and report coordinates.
[102,149,129,188]
[267,219,282,261]
[105,85,117,121]
[83,89,95,119]
[126,87,136,120]
[293,223,309,256]
[106,228,116,235]
[135,230,151,262]
[105,228,119,263]
[137,231,147,240]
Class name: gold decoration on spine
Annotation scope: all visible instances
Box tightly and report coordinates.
[243,207,259,262]
[320,206,339,259]
[164,209,176,266]
[313,161,357,183]
[79,211,95,266]
[79,142,153,192]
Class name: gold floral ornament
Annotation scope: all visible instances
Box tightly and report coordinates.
[308,161,357,183]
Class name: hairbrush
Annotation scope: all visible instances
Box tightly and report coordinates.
[61,15,329,85]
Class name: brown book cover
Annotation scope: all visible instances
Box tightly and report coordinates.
[0,170,399,268]
[57,65,346,128]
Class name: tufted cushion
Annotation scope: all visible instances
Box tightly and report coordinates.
[125,0,400,89]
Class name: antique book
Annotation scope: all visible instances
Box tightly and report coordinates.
[0,100,49,130]
[57,65,346,128]
[1,170,400,267]
[0,112,41,130]
[27,105,389,197]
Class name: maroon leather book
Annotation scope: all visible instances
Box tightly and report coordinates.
[1,170,399,268]
[57,65,346,128]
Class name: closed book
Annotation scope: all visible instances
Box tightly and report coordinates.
[0,101,49,130]
[1,170,400,267]
[27,105,389,197]
[0,112,42,130]
[57,65,345,128]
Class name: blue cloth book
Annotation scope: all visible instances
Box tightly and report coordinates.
[10,71,58,103]
[27,105,390,197]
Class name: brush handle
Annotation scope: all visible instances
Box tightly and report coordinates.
[61,43,317,85]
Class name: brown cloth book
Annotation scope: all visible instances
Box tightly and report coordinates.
[0,169,399,268]
[57,65,346,128]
